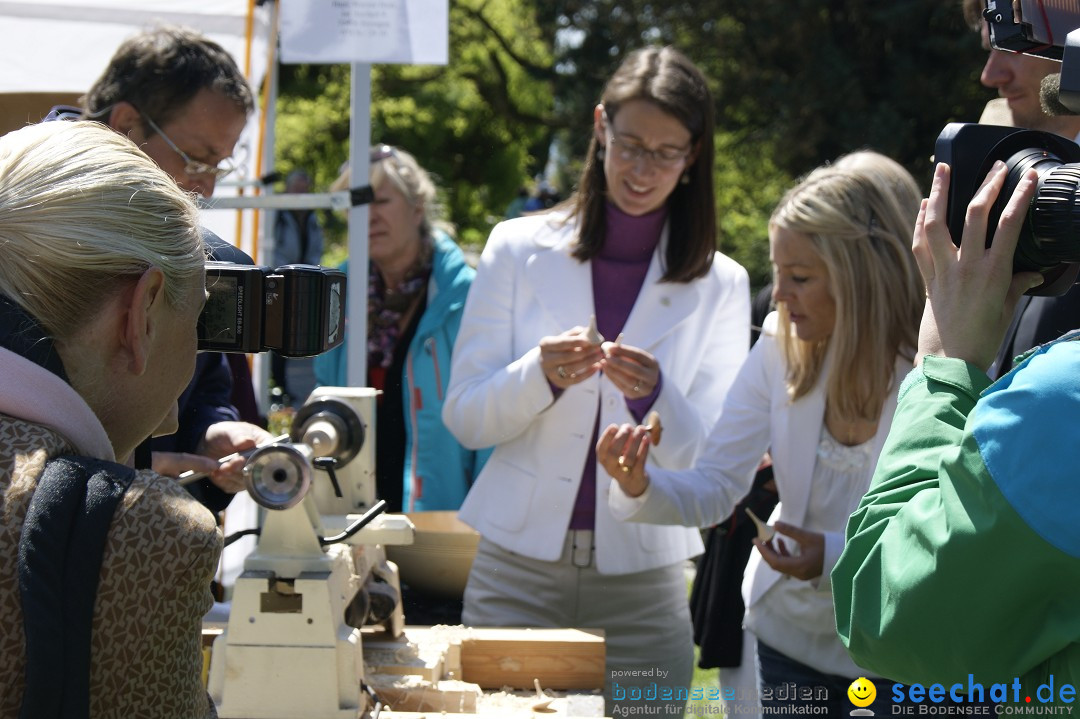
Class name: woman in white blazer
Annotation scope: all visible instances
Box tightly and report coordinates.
[442,47,750,715]
[599,152,925,716]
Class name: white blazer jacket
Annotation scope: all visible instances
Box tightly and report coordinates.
[443,212,750,574]
[610,313,909,602]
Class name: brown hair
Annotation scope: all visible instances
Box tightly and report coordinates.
[83,25,254,130]
[568,46,717,282]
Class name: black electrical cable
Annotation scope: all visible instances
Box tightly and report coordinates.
[361,681,384,718]
[318,500,387,546]
[222,528,261,547]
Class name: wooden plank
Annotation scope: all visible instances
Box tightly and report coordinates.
[458,627,605,690]
[362,626,459,682]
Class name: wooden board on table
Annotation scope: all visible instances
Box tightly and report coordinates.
[457,627,605,690]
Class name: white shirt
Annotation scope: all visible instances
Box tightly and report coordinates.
[745,425,877,677]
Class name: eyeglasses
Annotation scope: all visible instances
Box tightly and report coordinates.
[370,144,398,163]
[139,112,238,180]
[602,110,691,169]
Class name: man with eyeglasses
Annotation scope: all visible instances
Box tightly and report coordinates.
[47,25,272,514]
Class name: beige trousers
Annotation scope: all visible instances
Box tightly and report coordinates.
[463,532,694,716]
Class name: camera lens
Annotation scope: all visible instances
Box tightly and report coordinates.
[938,123,1080,295]
[1030,164,1080,265]
[1000,149,1080,272]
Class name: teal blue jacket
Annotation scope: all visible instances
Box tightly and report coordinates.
[833,332,1080,704]
[313,232,489,511]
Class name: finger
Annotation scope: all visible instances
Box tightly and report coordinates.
[153,451,218,478]
[217,456,247,474]
[988,168,1038,266]
[911,198,934,283]
[958,160,1008,263]
[597,424,620,457]
[567,347,606,375]
[599,360,639,393]
[540,334,593,353]
[752,538,777,566]
[225,436,260,454]
[611,423,635,459]
[603,342,649,362]
[923,163,961,271]
[754,538,793,570]
[563,360,604,384]
[601,354,649,383]
[209,465,246,493]
[632,429,651,467]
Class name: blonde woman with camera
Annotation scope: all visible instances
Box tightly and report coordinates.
[0,121,219,717]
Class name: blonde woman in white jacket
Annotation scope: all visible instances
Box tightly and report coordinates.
[442,47,749,715]
[599,152,925,717]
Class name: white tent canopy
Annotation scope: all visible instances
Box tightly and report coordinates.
[0,0,269,93]
[0,0,273,256]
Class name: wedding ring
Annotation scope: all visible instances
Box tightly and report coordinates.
[633,383,641,393]
[621,464,631,474]
[557,366,568,379]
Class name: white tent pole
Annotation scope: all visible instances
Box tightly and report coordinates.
[346,63,372,388]
[253,0,280,414]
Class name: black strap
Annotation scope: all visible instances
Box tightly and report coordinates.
[0,294,68,383]
[18,455,136,719]
[132,438,153,470]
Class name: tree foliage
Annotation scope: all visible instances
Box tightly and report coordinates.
[274,0,994,287]
[275,0,555,251]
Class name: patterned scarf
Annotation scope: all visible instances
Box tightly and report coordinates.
[367,239,433,369]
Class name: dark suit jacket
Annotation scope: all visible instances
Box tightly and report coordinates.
[990,284,1080,379]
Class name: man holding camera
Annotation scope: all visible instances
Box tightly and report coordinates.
[58,25,274,510]
[963,0,1080,377]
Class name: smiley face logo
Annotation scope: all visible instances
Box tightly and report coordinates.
[848,677,877,708]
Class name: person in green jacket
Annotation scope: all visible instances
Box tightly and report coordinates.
[833,159,1080,707]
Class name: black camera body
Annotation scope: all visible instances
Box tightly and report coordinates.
[983,0,1078,60]
[983,0,1080,112]
[199,262,346,357]
[936,123,1080,296]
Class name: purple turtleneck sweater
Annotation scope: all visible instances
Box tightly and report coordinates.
[568,201,667,530]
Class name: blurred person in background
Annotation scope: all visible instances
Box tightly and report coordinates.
[314,145,486,515]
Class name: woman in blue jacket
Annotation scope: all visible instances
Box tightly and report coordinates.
[314,145,486,513]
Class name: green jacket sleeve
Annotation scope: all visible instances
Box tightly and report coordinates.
[833,351,1080,690]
